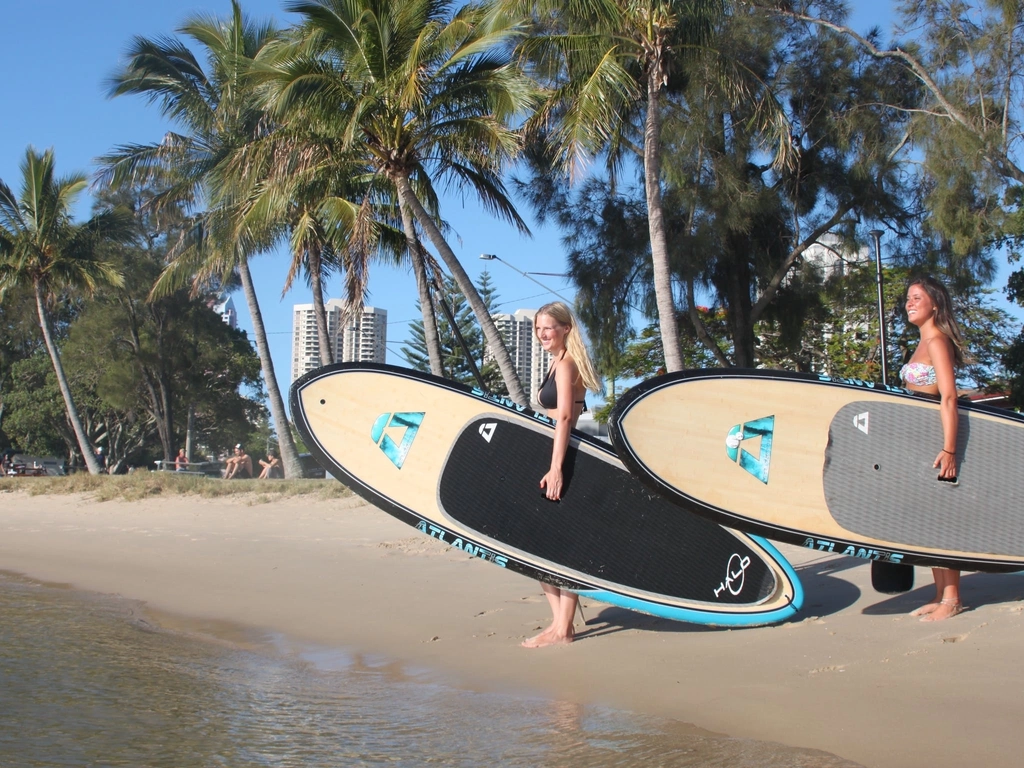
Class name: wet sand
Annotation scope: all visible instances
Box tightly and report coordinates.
[1,490,1021,767]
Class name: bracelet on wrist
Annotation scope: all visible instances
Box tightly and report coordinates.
[941,449,955,455]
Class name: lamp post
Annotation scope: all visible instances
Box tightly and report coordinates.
[867,228,913,594]
[479,253,573,304]
[869,229,889,384]
[430,273,486,390]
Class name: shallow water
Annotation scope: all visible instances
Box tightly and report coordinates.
[0,572,861,767]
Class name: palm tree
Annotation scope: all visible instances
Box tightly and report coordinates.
[0,147,130,474]
[226,124,426,373]
[508,0,787,372]
[267,0,536,405]
[100,0,306,477]
[279,197,342,367]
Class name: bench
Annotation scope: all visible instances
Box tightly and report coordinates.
[5,465,48,477]
[154,460,223,477]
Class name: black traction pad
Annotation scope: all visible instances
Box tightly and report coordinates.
[439,417,776,606]
[825,401,1024,556]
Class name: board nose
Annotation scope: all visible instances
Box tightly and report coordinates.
[295,374,346,445]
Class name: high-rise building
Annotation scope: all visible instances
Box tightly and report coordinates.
[291,299,387,382]
[292,300,336,382]
[340,305,388,364]
[210,294,238,329]
[800,233,871,280]
[487,309,553,406]
[778,233,874,376]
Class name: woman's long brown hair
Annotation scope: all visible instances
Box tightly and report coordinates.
[907,276,967,367]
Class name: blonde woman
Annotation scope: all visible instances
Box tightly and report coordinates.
[522,302,602,648]
[902,276,967,622]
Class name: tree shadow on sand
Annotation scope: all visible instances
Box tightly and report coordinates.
[573,552,864,642]
[789,553,864,619]
[861,568,1024,615]
[571,557,1024,641]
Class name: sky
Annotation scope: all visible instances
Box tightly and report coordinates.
[3,1,1018,411]
[0,0,575,393]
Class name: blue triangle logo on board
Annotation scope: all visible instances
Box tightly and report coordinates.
[725,415,775,484]
[371,412,424,469]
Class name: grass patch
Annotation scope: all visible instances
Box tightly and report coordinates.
[0,472,352,503]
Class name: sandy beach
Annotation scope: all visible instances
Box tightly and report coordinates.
[1,488,1022,767]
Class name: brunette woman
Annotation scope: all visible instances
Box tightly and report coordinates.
[901,276,967,622]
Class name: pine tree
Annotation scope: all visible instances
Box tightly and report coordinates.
[402,272,505,393]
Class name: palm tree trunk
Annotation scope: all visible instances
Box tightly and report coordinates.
[34,282,104,475]
[237,255,304,478]
[394,175,528,406]
[308,242,335,365]
[186,402,196,462]
[398,201,444,376]
[644,69,685,372]
[157,373,174,462]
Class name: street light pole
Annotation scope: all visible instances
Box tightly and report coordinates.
[479,253,574,304]
[430,274,487,392]
[867,228,913,595]
[869,229,889,384]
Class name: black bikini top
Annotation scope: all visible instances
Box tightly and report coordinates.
[537,351,587,411]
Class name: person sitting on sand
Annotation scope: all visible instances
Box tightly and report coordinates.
[223,444,253,479]
[258,451,281,479]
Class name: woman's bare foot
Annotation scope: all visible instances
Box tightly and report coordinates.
[521,626,574,648]
[909,601,940,617]
[920,599,963,622]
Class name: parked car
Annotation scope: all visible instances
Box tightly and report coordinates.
[299,453,327,479]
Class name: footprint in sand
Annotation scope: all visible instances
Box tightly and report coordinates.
[377,537,441,555]
[518,594,546,604]
[809,664,846,674]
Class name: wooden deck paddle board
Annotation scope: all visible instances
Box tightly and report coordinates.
[609,368,1024,572]
[291,363,802,627]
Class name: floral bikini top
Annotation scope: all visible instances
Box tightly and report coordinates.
[900,361,937,387]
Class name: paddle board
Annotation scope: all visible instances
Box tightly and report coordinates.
[609,368,1024,572]
[290,363,802,627]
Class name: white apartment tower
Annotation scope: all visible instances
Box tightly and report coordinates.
[291,299,387,382]
[210,294,238,329]
[340,305,388,364]
[793,233,871,283]
[487,309,554,405]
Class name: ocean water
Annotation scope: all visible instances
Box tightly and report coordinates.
[0,572,861,767]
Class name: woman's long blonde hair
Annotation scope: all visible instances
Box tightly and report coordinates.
[535,302,602,393]
[907,276,967,367]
